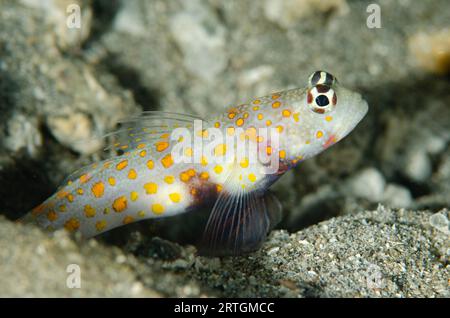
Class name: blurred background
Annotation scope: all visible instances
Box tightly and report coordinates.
[0,0,448,297]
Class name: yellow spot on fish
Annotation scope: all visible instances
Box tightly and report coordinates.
[248,173,257,183]
[92,182,105,198]
[277,125,284,133]
[253,99,261,105]
[67,194,74,203]
[164,175,175,184]
[293,112,300,122]
[325,116,333,122]
[96,220,107,231]
[266,120,272,126]
[316,130,324,139]
[200,171,209,180]
[76,188,84,195]
[122,216,134,225]
[266,146,272,155]
[227,127,235,136]
[47,210,58,222]
[144,183,158,194]
[214,144,227,156]
[80,174,91,184]
[253,106,260,111]
[257,113,264,120]
[185,147,193,157]
[59,205,67,212]
[137,143,146,149]
[169,193,181,203]
[214,165,223,174]
[201,156,208,166]
[152,203,165,215]
[139,150,147,157]
[64,218,80,232]
[228,112,236,119]
[116,160,128,171]
[147,160,154,170]
[108,177,116,186]
[272,101,281,108]
[240,157,249,168]
[272,93,280,99]
[137,211,146,218]
[130,191,139,201]
[112,196,127,213]
[236,118,244,126]
[214,122,221,128]
[279,150,286,159]
[128,169,137,180]
[84,205,96,218]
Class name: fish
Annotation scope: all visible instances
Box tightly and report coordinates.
[19,71,368,256]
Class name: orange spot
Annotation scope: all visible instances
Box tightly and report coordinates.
[323,135,337,148]
[282,109,291,117]
[216,184,223,192]
[180,172,190,182]
[84,205,96,218]
[79,174,91,184]
[147,160,154,170]
[161,154,174,168]
[91,182,105,198]
[127,169,137,180]
[266,146,272,155]
[47,210,58,222]
[160,133,170,139]
[155,141,169,152]
[139,150,147,157]
[272,101,281,108]
[59,205,67,212]
[187,169,196,177]
[200,172,209,180]
[279,150,286,159]
[57,190,69,199]
[266,120,272,126]
[64,218,80,232]
[236,118,244,126]
[272,93,280,99]
[144,182,158,194]
[123,216,134,225]
[137,143,146,149]
[116,160,128,171]
[67,194,74,203]
[96,220,107,231]
[76,188,84,195]
[325,116,333,122]
[277,125,284,133]
[253,99,261,105]
[112,196,127,213]
[32,204,46,216]
[228,112,236,119]
[257,113,264,120]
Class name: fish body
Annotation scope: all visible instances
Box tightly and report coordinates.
[21,71,368,255]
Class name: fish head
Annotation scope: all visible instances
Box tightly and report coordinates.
[291,71,369,159]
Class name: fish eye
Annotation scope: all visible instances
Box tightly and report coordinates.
[307,85,337,114]
[315,95,329,107]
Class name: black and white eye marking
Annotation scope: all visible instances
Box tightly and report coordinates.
[307,85,337,114]
[308,71,338,87]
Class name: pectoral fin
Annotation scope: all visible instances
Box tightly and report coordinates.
[200,188,282,256]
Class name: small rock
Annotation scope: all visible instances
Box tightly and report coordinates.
[429,212,449,234]
[382,183,412,208]
[46,112,102,154]
[408,29,450,75]
[347,168,386,202]
[3,114,42,157]
[403,148,432,183]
